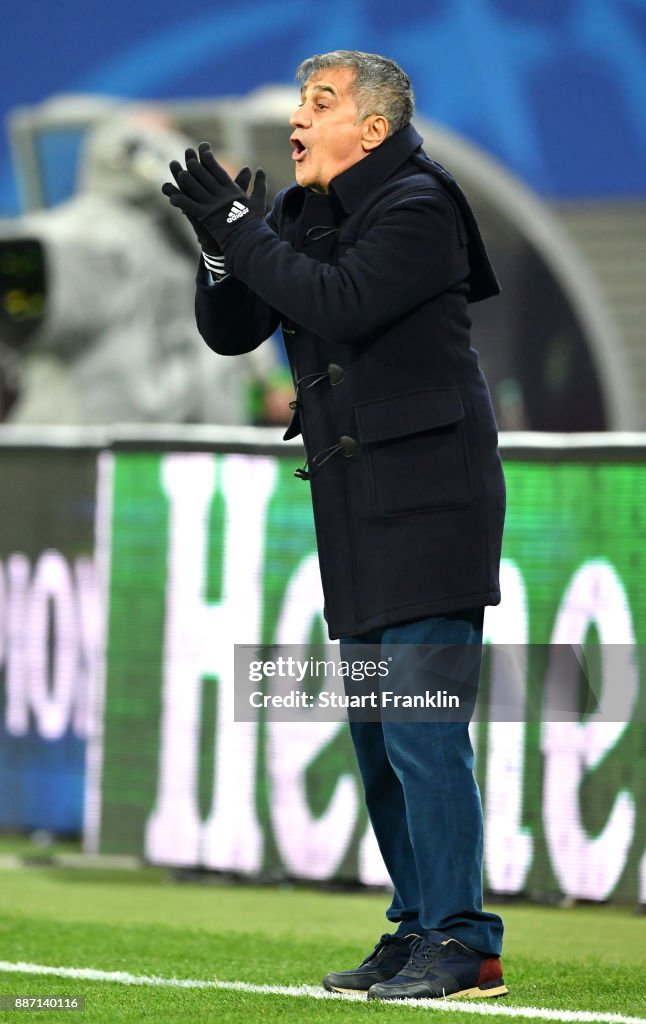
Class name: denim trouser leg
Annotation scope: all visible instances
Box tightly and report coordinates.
[341,610,504,956]
[348,718,423,931]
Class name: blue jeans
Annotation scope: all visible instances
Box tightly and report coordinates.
[340,609,503,956]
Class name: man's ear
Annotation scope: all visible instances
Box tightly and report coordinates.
[361,114,389,151]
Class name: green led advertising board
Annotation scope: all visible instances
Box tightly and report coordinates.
[88,443,646,904]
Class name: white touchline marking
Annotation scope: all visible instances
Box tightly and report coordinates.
[0,961,643,1024]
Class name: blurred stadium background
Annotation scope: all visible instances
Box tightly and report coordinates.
[0,2,644,1020]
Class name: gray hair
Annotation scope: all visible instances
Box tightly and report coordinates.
[295,50,414,136]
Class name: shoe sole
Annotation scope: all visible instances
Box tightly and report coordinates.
[322,981,369,995]
[446,981,509,999]
[367,980,510,1001]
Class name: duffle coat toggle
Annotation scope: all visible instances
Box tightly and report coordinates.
[291,362,348,478]
[295,363,345,391]
[294,434,359,481]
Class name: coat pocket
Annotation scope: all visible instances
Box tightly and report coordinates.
[354,387,472,516]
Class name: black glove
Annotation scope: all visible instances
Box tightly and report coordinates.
[162,142,266,251]
[166,147,253,258]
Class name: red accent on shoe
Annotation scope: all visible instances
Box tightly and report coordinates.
[477,958,504,985]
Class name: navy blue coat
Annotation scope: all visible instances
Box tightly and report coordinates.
[195,125,506,639]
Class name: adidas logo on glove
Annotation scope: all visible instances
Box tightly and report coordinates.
[226,200,249,223]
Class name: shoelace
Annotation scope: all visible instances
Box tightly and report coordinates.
[363,933,415,965]
[405,937,447,970]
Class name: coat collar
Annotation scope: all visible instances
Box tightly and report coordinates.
[279,122,500,302]
[282,124,425,216]
[329,124,424,213]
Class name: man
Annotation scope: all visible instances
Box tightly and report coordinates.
[163,50,507,1002]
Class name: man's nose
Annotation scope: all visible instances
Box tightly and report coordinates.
[289,104,311,128]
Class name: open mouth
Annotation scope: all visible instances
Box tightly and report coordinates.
[291,138,307,161]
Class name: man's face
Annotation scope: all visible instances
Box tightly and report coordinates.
[289,67,371,191]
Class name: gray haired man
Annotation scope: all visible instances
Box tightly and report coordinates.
[163,50,508,1002]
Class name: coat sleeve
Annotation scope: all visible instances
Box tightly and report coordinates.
[222,190,468,344]
[195,269,281,355]
[194,208,281,355]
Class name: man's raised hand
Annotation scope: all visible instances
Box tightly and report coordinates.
[162,143,266,251]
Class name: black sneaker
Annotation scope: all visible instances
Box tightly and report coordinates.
[322,932,421,994]
[367,931,509,1001]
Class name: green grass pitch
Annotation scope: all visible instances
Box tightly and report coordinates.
[0,861,643,1024]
